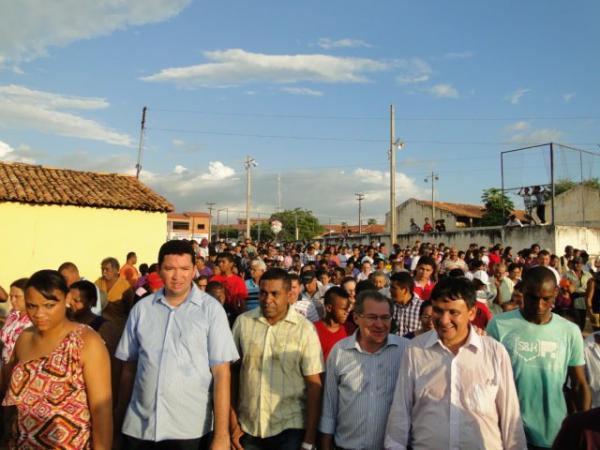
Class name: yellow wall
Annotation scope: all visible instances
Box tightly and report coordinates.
[0,202,167,289]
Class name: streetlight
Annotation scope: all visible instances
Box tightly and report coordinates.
[245,156,258,239]
[424,172,439,223]
[389,104,404,246]
[206,202,216,241]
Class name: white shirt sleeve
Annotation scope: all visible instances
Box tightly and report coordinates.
[384,348,413,450]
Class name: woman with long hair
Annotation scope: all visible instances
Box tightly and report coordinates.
[2,270,112,449]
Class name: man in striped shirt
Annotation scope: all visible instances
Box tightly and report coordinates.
[389,272,422,337]
[319,290,408,450]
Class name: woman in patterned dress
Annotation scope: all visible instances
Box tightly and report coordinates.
[1,270,112,449]
[0,278,32,364]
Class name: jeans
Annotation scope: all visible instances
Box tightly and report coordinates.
[123,433,211,450]
[240,428,305,450]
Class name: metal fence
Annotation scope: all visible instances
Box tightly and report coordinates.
[501,143,600,227]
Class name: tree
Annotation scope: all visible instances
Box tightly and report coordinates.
[480,188,515,226]
[367,218,377,225]
[555,177,600,196]
[258,208,325,241]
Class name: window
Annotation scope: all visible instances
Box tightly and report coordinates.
[197,224,205,230]
[172,221,189,230]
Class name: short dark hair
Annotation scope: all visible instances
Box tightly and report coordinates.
[70,280,97,309]
[448,268,465,278]
[507,262,522,272]
[158,240,195,267]
[260,268,291,291]
[417,256,436,271]
[216,252,234,263]
[522,266,557,289]
[57,262,78,273]
[390,271,414,292]
[206,281,225,296]
[354,290,393,315]
[127,251,136,260]
[26,270,69,301]
[430,276,476,309]
[419,300,432,316]
[538,249,550,257]
[101,257,120,270]
[355,279,377,296]
[10,278,29,291]
[324,286,350,306]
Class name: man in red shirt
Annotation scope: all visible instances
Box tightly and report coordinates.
[422,217,433,233]
[210,252,247,318]
[413,256,436,301]
[314,287,351,360]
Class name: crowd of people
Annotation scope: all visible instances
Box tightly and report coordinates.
[0,237,600,449]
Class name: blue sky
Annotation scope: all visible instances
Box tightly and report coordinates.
[1,0,599,224]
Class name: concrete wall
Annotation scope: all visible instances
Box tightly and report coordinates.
[320,225,600,255]
[552,185,600,227]
[385,199,461,233]
[0,202,167,289]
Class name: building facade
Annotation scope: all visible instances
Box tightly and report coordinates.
[0,162,173,289]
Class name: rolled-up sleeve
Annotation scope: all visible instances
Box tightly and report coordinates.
[300,322,324,376]
[384,348,413,450]
[207,303,239,367]
[318,346,340,435]
[115,303,139,361]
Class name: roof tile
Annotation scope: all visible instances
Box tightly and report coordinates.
[0,161,173,212]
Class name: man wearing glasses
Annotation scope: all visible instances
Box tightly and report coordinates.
[319,290,408,450]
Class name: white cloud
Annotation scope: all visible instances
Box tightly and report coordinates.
[173,164,188,174]
[443,51,475,59]
[395,58,432,84]
[280,87,323,97]
[563,92,576,103]
[141,48,390,87]
[147,165,424,223]
[0,140,36,163]
[317,38,372,49]
[506,88,530,104]
[0,84,133,146]
[0,0,192,63]
[200,161,236,181]
[509,128,563,144]
[506,121,530,132]
[172,138,185,147]
[428,83,459,99]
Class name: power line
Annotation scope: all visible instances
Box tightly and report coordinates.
[146,126,600,147]
[150,108,600,122]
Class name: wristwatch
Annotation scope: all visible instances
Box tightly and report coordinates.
[301,442,315,450]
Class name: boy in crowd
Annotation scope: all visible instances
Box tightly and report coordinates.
[314,287,351,360]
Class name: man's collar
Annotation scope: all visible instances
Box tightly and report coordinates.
[396,296,419,309]
[153,282,204,307]
[341,329,399,353]
[256,305,300,325]
[424,326,482,352]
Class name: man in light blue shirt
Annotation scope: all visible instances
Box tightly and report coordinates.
[115,240,239,450]
[320,290,408,450]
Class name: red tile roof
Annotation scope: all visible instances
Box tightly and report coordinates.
[0,162,173,212]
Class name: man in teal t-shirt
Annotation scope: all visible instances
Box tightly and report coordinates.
[487,266,591,449]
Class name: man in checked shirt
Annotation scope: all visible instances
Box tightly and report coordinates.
[389,272,423,337]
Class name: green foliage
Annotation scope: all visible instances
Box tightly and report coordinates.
[480,188,515,226]
[252,208,324,241]
[367,218,377,225]
[555,178,600,196]
[215,226,239,240]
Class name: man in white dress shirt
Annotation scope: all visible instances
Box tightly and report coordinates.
[384,276,526,450]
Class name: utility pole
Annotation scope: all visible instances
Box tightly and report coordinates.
[424,171,439,222]
[135,106,147,179]
[257,212,261,242]
[355,193,365,234]
[245,155,257,239]
[206,202,215,241]
[388,104,404,246]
